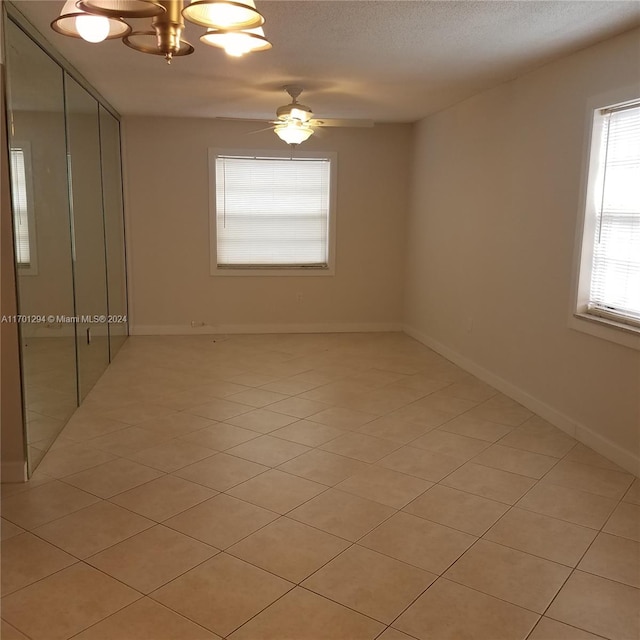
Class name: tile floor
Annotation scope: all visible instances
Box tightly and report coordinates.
[1,332,639,640]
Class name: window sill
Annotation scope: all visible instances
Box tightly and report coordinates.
[569,312,640,351]
[211,266,335,277]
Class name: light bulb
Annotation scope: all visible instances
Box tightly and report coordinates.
[223,33,252,57]
[75,14,110,43]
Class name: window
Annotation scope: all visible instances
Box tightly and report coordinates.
[9,144,37,275]
[209,149,336,275]
[575,99,640,338]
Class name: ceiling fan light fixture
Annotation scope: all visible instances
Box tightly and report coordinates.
[182,0,264,30]
[51,0,131,41]
[275,120,314,145]
[200,25,271,56]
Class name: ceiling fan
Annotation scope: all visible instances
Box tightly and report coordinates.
[271,86,373,145]
[219,86,374,145]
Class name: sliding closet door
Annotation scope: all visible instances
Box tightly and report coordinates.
[64,75,109,401]
[4,19,77,469]
[99,106,128,358]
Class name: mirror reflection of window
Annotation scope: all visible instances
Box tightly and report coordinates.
[9,144,38,274]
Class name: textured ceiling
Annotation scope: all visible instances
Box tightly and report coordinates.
[10,0,640,122]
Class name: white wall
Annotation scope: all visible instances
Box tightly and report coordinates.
[405,28,640,473]
[123,117,412,334]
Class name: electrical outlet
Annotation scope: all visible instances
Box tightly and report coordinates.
[190,320,206,328]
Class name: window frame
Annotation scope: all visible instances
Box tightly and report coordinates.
[570,86,640,350]
[9,141,38,276]
[208,148,337,277]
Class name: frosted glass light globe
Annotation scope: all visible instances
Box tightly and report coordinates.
[75,14,110,43]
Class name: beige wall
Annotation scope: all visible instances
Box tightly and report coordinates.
[405,28,640,473]
[123,117,412,333]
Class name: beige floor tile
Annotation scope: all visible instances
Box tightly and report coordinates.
[62,457,164,498]
[228,586,384,640]
[360,511,475,574]
[1,474,53,498]
[101,402,176,425]
[267,397,330,418]
[134,412,216,437]
[1,532,76,596]
[260,379,323,396]
[338,386,427,415]
[33,500,153,559]
[484,507,597,566]
[35,444,116,478]
[527,617,604,640]
[109,474,216,521]
[394,578,538,640]
[377,629,416,640]
[472,444,558,479]
[228,516,350,583]
[442,463,536,504]
[541,460,634,500]
[517,483,618,529]
[164,494,278,548]
[309,406,377,429]
[499,419,576,457]
[0,620,30,640]
[303,545,436,624]
[127,440,217,472]
[151,553,292,637]
[228,372,280,387]
[1,563,140,640]
[173,452,268,491]
[412,392,479,419]
[271,420,344,446]
[288,489,395,541]
[439,379,497,402]
[86,426,173,456]
[438,414,512,442]
[411,430,489,461]
[446,539,571,612]
[604,501,640,541]
[227,388,290,408]
[320,433,400,463]
[336,465,432,508]
[181,422,259,450]
[1,518,24,541]
[546,571,640,640]
[73,598,222,639]
[404,484,509,535]
[378,446,462,482]
[278,449,370,486]
[227,435,310,466]
[578,532,640,587]
[228,469,327,514]
[357,414,435,444]
[624,477,640,505]
[186,398,252,421]
[466,396,534,427]
[88,524,218,593]
[0,480,100,530]
[564,443,628,473]
[226,409,299,433]
[61,415,129,442]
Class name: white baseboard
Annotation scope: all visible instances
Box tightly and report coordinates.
[131,322,404,336]
[1,460,28,483]
[404,324,640,477]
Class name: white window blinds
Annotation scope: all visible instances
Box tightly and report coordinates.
[215,155,331,267]
[589,103,640,325]
[10,147,31,266]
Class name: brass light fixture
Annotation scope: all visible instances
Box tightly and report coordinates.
[51,0,270,63]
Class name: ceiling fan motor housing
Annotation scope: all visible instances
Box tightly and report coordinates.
[276,102,313,122]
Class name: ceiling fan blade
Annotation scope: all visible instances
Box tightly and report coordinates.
[310,118,374,128]
[247,125,277,134]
